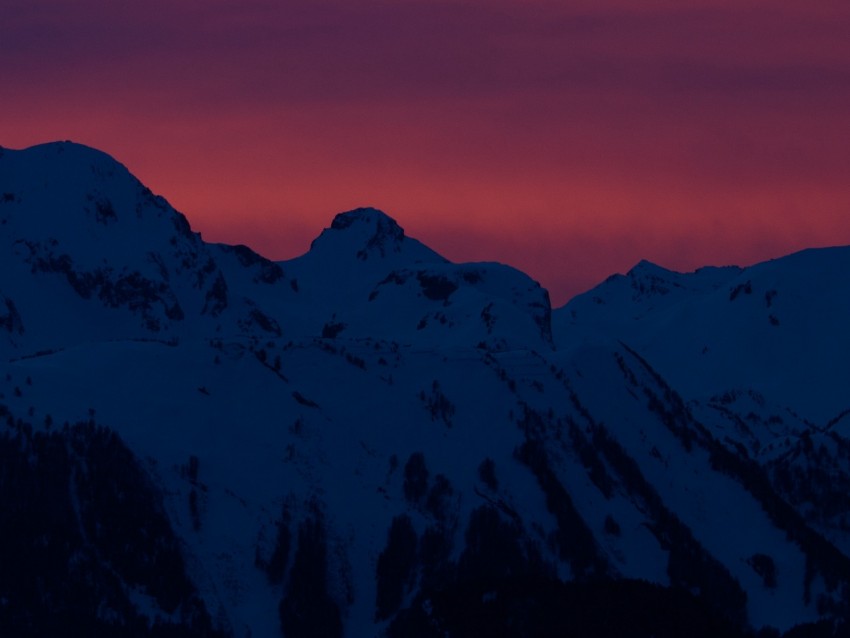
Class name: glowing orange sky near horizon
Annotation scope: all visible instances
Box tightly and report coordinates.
[3,0,850,304]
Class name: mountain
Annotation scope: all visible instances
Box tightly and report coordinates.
[1,141,849,637]
[280,206,553,350]
[0,141,294,356]
[554,250,850,425]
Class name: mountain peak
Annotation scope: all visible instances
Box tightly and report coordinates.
[0,140,193,251]
[627,259,673,278]
[9,140,126,171]
[330,207,402,236]
[325,207,405,257]
[305,206,444,265]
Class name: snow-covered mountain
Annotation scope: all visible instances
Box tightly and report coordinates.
[1,141,849,637]
[554,250,850,425]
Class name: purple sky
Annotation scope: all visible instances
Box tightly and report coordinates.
[3,0,850,304]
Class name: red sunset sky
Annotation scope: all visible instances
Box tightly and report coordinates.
[3,0,849,304]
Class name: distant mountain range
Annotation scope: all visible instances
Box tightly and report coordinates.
[1,141,849,637]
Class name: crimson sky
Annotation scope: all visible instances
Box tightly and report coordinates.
[3,0,849,304]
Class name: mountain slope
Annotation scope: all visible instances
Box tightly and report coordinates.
[554,249,850,592]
